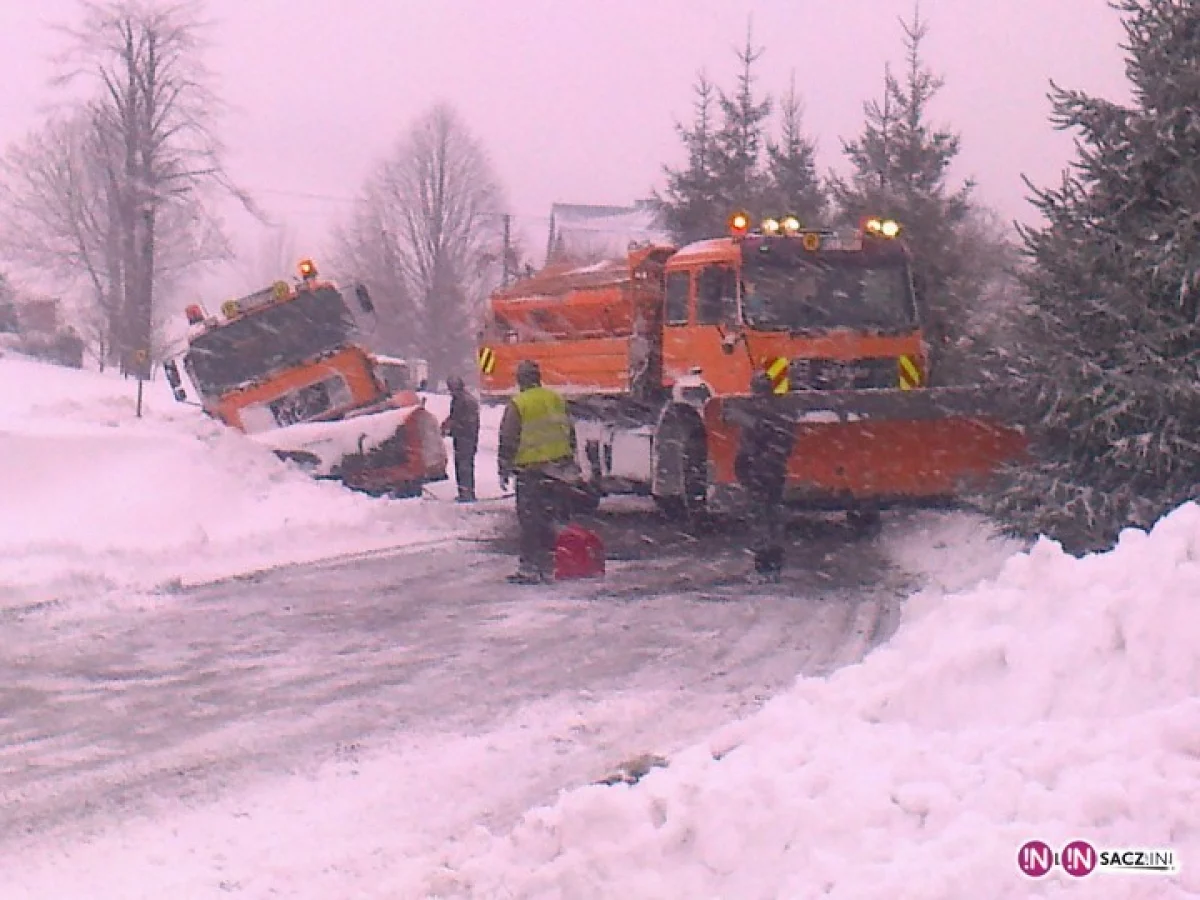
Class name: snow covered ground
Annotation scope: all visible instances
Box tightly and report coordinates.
[0,354,503,612]
[444,506,1199,898]
[1,354,1196,898]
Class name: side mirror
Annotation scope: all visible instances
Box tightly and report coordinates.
[163,359,187,402]
[354,284,376,315]
[417,378,428,391]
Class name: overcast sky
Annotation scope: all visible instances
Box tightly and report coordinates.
[1,0,1131,292]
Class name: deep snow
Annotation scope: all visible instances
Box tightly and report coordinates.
[0,355,502,609]
[1,353,1196,898]
[442,505,1199,898]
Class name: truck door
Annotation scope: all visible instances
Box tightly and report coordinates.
[661,270,692,388]
[662,263,748,395]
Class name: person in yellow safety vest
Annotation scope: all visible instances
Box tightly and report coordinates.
[497,359,580,584]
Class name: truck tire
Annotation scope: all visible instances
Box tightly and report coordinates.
[652,406,707,527]
[654,431,707,528]
[846,508,882,539]
[569,482,602,516]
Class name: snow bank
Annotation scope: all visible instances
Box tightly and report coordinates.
[447,505,1200,898]
[0,357,499,607]
[248,400,429,475]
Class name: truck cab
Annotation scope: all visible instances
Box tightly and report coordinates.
[659,215,929,399]
[166,260,447,497]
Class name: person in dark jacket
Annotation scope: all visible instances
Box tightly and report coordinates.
[735,372,797,581]
[441,375,480,502]
[497,360,579,583]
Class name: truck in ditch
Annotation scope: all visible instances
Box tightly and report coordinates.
[163,259,447,497]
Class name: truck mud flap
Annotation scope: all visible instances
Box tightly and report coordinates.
[706,387,1028,504]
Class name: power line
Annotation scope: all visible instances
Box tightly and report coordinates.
[244,186,668,237]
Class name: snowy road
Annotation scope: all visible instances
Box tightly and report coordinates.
[0,502,911,861]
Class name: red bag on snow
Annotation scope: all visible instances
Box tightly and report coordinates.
[554,524,605,580]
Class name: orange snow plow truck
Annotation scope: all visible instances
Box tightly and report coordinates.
[477,214,1026,522]
[163,260,447,497]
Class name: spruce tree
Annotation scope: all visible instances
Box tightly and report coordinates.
[710,25,774,215]
[766,73,826,225]
[830,7,977,379]
[990,0,1200,553]
[656,71,723,245]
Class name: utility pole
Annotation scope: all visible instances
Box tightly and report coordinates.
[501,214,512,286]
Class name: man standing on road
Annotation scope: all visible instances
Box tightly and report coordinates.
[735,372,797,582]
[497,359,578,584]
[441,375,480,503]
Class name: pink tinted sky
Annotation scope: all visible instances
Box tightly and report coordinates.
[0,0,1130,287]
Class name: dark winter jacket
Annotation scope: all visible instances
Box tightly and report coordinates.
[734,403,796,497]
[443,390,481,447]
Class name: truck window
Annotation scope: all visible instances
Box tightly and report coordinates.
[696,265,737,325]
[664,271,690,325]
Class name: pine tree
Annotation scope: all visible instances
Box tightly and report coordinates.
[710,24,774,215]
[830,63,900,220]
[766,72,825,224]
[656,71,723,245]
[830,6,978,378]
[990,0,1200,553]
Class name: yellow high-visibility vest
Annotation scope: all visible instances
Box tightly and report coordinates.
[513,386,573,466]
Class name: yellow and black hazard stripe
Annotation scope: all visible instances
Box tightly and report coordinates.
[898,354,922,391]
[764,356,790,394]
[477,346,496,375]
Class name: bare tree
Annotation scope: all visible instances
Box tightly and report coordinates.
[0,104,227,369]
[331,176,419,359]
[234,223,299,292]
[338,103,505,383]
[0,111,121,366]
[46,0,255,374]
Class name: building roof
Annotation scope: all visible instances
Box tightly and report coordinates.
[546,200,671,262]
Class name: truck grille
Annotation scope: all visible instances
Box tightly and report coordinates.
[269,379,335,426]
[788,357,897,391]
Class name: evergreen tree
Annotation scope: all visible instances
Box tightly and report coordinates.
[830,63,899,219]
[990,0,1200,553]
[656,71,722,245]
[830,6,978,378]
[710,24,774,214]
[657,23,775,244]
[766,72,825,224]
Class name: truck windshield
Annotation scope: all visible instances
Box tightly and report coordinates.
[185,286,356,396]
[741,254,916,332]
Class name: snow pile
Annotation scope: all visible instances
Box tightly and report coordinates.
[0,356,497,604]
[884,507,1029,595]
[248,399,431,475]
[446,506,1200,898]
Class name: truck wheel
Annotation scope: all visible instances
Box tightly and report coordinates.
[570,483,602,516]
[654,494,686,521]
[652,408,707,528]
[846,508,882,539]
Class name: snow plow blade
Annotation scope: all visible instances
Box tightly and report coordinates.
[252,403,448,498]
[706,386,1028,508]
